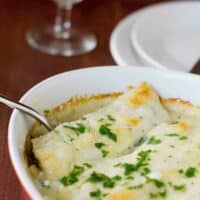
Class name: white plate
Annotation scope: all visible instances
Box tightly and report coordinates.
[8,66,200,199]
[110,9,142,66]
[110,2,173,67]
[131,1,200,72]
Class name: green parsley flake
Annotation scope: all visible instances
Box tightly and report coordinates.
[178,169,184,174]
[179,136,188,140]
[141,167,151,176]
[146,178,167,198]
[126,175,134,180]
[165,133,179,137]
[102,149,109,158]
[173,184,186,191]
[116,150,152,176]
[99,125,117,142]
[147,136,161,145]
[90,189,102,198]
[107,114,116,121]
[94,142,109,158]
[166,133,188,140]
[128,184,144,190]
[150,190,167,199]
[87,171,121,189]
[185,167,197,178]
[59,165,85,186]
[103,179,115,188]
[87,171,108,183]
[114,163,122,167]
[95,143,106,149]
[134,136,147,147]
[98,118,104,122]
[136,150,152,168]
[112,175,122,181]
[83,163,92,168]
[64,123,86,135]
[153,179,165,188]
[123,163,136,176]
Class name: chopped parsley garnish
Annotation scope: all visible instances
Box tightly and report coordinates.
[128,184,144,190]
[94,143,109,158]
[166,133,188,140]
[99,125,117,142]
[150,190,167,199]
[107,114,116,121]
[116,150,152,176]
[173,184,186,191]
[103,179,115,188]
[114,163,121,167]
[147,178,167,198]
[59,165,85,186]
[126,175,134,180]
[87,171,121,189]
[134,136,147,147]
[145,177,167,198]
[185,167,196,178]
[87,171,107,183]
[83,163,92,168]
[112,175,122,181]
[178,169,184,174]
[165,133,179,137]
[153,179,165,188]
[122,163,136,176]
[179,136,188,140]
[64,123,86,135]
[136,150,152,168]
[98,118,104,122]
[90,189,102,198]
[95,143,106,149]
[102,150,109,158]
[141,167,151,176]
[147,136,161,145]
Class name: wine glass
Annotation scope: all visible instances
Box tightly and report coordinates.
[26,0,97,56]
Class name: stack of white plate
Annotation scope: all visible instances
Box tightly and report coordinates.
[110,1,200,72]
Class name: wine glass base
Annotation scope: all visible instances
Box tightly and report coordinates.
[26,25,97,56]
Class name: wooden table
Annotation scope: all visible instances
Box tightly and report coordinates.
[0,0,168,199]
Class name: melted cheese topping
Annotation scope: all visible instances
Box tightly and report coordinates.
[29,82,200,200]
[32,82,168,179]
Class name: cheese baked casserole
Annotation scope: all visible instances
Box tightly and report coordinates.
[26,82,200,200]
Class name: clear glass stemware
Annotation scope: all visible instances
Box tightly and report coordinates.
[26,0,97,56]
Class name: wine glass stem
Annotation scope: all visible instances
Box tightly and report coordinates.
[54,5,72,39]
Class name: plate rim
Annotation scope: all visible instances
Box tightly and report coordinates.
[130,0,200,72]
[110,0,200,70]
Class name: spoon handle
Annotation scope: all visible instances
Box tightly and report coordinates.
[0,94,51,131]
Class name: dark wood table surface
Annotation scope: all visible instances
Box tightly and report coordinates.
[0,0,170,199]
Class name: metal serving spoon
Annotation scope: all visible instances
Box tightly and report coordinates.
[0,94,51,131]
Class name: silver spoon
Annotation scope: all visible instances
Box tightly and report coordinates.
[0,94,51,131]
